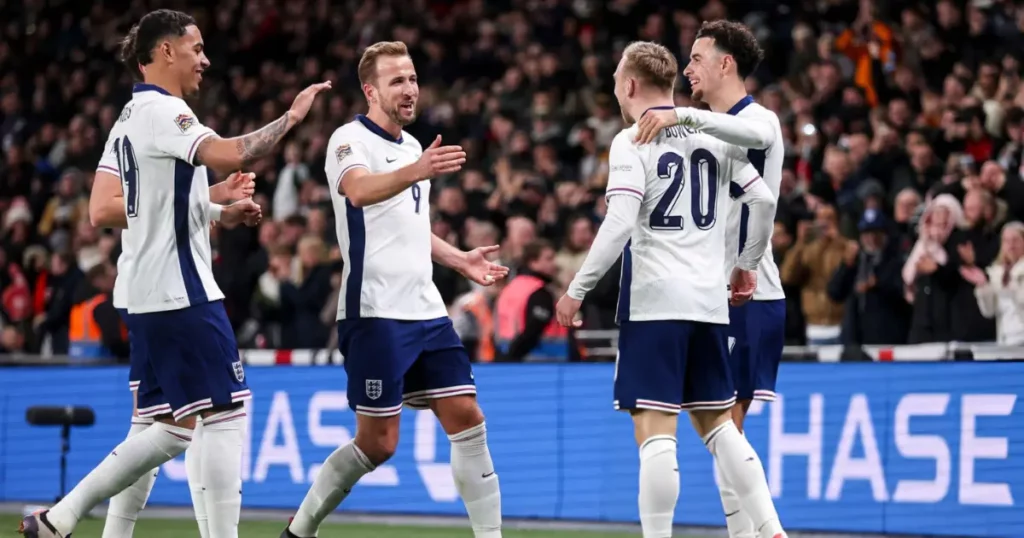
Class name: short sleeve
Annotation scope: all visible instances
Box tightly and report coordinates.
[325,136,372,192]
[149,100,216,165]
[96,136,121,177]
[728,162,763,200]
[605,132,645,201]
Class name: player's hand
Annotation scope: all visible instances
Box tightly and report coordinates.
[414,135,466,180]
[729,267,757,306]
[224,171,256,201]
[288,81,333,123]
[556,294,583,328]
[634,108,685,145]
[221,198,262,228]
[459,245,509,286]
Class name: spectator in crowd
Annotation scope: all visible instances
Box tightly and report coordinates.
[494,239,571,362]
[555,214,595,289]
[974,222,1024,345]
[68,262,127,360]
[32,251,82,354]
[828,209,910,345]
[903,194,964,343]
[781,204,847,345]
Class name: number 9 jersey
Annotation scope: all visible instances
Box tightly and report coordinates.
[606,118,765,325]
[97,83,222,314]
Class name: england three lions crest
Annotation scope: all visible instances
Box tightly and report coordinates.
[232,361,245,383]
[366,379,383,400]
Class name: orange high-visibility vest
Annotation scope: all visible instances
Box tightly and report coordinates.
[494,274,568,361]
[462,292,495,362]
[68,294,121,359]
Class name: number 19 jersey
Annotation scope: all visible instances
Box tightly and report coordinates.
[97,83,223,313]
[606,117,761,325]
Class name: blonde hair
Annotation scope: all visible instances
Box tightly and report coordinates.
[621,41,678,92]
[357,41,410,85]
[297,234,327,263]
[996,221,1024,266]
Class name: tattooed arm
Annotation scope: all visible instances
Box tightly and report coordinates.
[194,81,332,174]
[193,113,296,173]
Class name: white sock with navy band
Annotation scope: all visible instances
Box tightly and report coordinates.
[101,418,159,538]
[289,442,375,537]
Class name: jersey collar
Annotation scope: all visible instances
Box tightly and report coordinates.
[133,83,172,96]
[639,105,675,120]
[355,114,403,144]
[726,95,754,116]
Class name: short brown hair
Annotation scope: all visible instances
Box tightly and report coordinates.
[695,20,764,79]
[621,41,678,92]
[357,41,410,85]
[522,239,555,265]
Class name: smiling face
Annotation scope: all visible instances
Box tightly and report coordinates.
[166,25,209,97]
[366,54,419,126]
[683,37,725,103]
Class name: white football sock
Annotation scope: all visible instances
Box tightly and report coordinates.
[200,409,247,538]
[704,422,783,538]
[716,458,755,538]
[449,422,502,538]
[289,442,375,537]
[48,422,192,536]
[638,435,678,538]
[102,418,159,538]
[187,420,210,538]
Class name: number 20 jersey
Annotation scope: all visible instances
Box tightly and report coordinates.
[97,83,223,314]
[606,122,761,325]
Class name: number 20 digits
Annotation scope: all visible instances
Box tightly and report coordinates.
[649,149,718,231]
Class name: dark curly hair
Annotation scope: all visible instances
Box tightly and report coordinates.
[695,20,765,79]
[119,9,196,80]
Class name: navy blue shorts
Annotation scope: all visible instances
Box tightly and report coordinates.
[338,317,476,417]
[117,308,144,393]
[614,320,735,414]
[130,301,251,420]
[727,299,786,402]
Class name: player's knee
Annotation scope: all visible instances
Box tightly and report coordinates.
[688,409,730,439]
[354,417,400,465]
[432,396,484,436]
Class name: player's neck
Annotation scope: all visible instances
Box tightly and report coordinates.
[365,108,403,140]
[630,95,675,124]
[141,73,184,98]
[704,81,748,114]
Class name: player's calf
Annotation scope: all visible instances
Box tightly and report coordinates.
[287,413,389,538]
[630,409,679,538]
[433,396,502,538]
[691,410,784,538]
[197,404,247,538]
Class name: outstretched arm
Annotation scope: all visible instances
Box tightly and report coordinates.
[431,233,468,271]
[677,107,776,149]
[432,235,509,286]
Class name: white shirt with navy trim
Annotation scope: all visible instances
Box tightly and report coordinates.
[722,96,786,301]
[102,83,223,313]
[609,109,761,324]
[325,115,447,321]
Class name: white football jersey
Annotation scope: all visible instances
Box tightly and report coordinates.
[325,115,447,321]
[607,115,761,324]
[98,83,223,313]
[722,96,785,301]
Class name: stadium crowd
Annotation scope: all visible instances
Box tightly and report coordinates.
[2,0,1024,360]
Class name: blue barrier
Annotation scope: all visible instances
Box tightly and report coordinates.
[0,363,1021,537]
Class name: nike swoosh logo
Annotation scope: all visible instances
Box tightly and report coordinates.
[482,471,495,478]
[343,488,352,494]
[725,510,741,518]
[386,157,398,163]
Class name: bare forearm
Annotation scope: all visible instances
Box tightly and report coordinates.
[431,234,467,271]
[196,112,296,172]
[89,195,127,229]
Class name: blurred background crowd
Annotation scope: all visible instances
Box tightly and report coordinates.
[2,0,1024,361]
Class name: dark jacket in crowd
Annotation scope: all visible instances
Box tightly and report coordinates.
[828,240,911,345]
